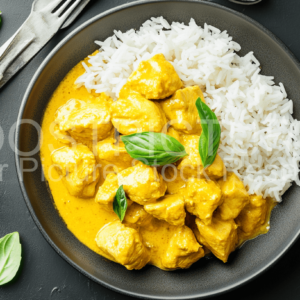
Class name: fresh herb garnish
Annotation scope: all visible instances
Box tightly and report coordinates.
[113,185,128,222]
[0,232,22,285]
[121,132,187,166]
[195,97,221,168]
[0,12,2,30]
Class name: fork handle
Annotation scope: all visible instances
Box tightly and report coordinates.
[0,9,58,87]
[0,0,83,89]
[0,24,36,81]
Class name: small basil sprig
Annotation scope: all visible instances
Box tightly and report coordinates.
[113,185,128,222]
[121,132,187,166]
[0,232,22,285]
[0,12,2,30]
[196,98,221,168]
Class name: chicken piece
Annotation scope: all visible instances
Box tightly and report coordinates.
[178,135,226,180]
[236,195,268,237]
[120,53,182,100]
[118,162,167,205]
[124,202,153,227]
[95,173,118,212]
[51,144,99,198]
[184,178,222,225]
[95,173,133,211]
[177,135,200,179]
[217,172,249,221]
[205,155,226,179]
[96,137,133,172]
[163,165,186,195]
[95,221,150,270]
[161,226,204,270]
[144,194,186,226]
[118,84,131,99]
[166,126,182,142]
[195,215,238,263]
[161,86,205,134]
[110,91,167,135]
[53,95,113,146]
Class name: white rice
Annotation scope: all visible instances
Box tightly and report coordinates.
[75,17,300,202]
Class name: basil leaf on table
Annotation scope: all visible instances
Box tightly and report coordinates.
[0,232,22,285]
[121,132,187,166]
[113,185,128,222]
[0,12,2,30]
[195,97,221,168]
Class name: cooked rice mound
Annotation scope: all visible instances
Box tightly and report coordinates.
[75,17,300,202]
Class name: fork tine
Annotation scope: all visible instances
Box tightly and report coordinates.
[61,0,90,29]
[54,0,72,16]
[45,0,66,12]
[59,0,81,21]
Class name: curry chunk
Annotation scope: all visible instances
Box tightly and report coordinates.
[120,54,182,100]
[195,215,238,263]
[217,172,249,221]
[124,202,153,227]
[178,135,226,180]
[236,195,268,238]
[161,226,204,270]
[144,194,186,226]
[166,126,182,142]
[205,155,226,179]
[95,173,133,212]
[163,166,186,195]
[184,178,222,224]
[96,137,133,172]
[95,221,150,270]
[53,96,113,145]
[110,91,167,135]
[95,173,118,212]
[118,162,167,205]
[161,86,205,134]
[51,144,99,198]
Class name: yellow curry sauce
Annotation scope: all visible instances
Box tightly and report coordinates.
[40,62,111,256]
[40,54,275,271]
[40,61,178,269]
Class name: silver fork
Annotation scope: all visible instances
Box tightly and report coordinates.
[0,0,84,88]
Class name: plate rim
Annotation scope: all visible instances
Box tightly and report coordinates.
[14,0,300,299]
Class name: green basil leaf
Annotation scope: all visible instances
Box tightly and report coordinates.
[121,132,187,166]
[0,11,2,30]
[113,185,128,222]
[0,232,22,285]
[195,98,221,168]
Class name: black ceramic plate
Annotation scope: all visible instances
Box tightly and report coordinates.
[15,1,300,299]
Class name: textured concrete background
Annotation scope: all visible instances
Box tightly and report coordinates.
[0,0,300,299]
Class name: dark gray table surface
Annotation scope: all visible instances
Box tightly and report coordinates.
[0,0,300,299]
